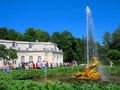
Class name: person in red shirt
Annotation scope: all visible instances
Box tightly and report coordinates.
[32,62,35,69]
[46,61,48,69]
[36,62,38,69]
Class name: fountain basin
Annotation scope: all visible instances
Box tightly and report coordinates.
[29,73,120,84]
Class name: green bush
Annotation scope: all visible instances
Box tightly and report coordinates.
[100,59,120,66]
[0,66,120,90]
[107,50,120,60]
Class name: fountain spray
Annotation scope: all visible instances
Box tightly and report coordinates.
[85,6,104,80]
[86,6,91,64]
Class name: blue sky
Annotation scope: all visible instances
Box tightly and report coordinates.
[0,0,120,44]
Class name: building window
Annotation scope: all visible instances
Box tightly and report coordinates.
[57,56,59,63]
[43,48,46,51]
[12,59,17,64]
[29,56,33,63]
[29,43,32,48]
[26,48,28,51]
[34,48,36,51]
[12,42,15,47]
[51,48,54,51]
[3,59,7,64]
[47,48,49,51]
[21,56,25,63]
[18,47,20,51]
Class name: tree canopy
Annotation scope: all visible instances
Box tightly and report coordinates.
[102,25,120,60]
[0,44,17,63]
[0,25,120,63]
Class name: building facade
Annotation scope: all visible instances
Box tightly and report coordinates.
[0,39,63,68]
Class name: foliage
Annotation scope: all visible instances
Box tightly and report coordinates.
[0,27,8,39]
[103,31,111,47]
[0,44,17,61]
[22,28,50,42]
[107,50,120,60]
[8,48,18,60]
[0,44,8,60]
[6,29,21,40]
[0,66,120,90]
[11,67,84,80]
[110,28,120,51]
[50,30,84,62]
[102,25,120,61]
[34,29,50,42]
[22,28,35,41]
[1,25,120,63]
[104,65,120,74]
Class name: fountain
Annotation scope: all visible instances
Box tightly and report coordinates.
[43,67,52,83]
[30,6,120,84]
[72,57,101,80]
[71,6,101,80]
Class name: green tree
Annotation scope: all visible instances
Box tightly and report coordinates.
[0,27,23,41]
[0,44,18,64]
[61,30,73,50]
[110,27,120,51]
[50,30,73,62]
[8,48,18,64]
[23,28,35,41]
[50,32,62,49]
[0,27,8,39]
[50,30,84,62]
[6,29,16,40]
[76,38,85,61]
[97,43,107,60]
[0,44,9,61]
[102,31,112,60]
[107,50,120,60]
[34,29,50,42]
[15,32,23,41]
[103,31,111,47]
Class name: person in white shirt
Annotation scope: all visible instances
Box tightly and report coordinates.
[110,61,113,67]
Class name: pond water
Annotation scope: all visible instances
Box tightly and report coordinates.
[100,73,120,84]
[31,75,71,82]
[30,73,120,84]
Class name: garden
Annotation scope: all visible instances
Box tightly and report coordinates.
[0,65,120,90]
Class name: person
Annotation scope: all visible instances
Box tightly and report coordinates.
[18,63,21,70]
[21,62,25,69]
[36,62,38,69]
[110,61,113,67]
[42,60,46,69]
[46,61,48,69]
[32,62,35,69]
[25,63,29,70]
[2,64,7,72]
[38,61,41,69]
[9,63,14,71]
[73,60,77,66]
[50,63,53,69]
[6,62,10,71]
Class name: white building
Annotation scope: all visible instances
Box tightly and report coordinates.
[0,39,63,68]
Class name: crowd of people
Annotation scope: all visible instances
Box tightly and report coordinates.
[2,62,14,72]
[20,60,50,70]
[1,60,74,72]
[1,59,114,72]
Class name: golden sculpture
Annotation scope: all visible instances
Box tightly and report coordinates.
[44,78,52,83]
[72,57,101,80]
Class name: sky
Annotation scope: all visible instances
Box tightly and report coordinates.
[0,0,120,44]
